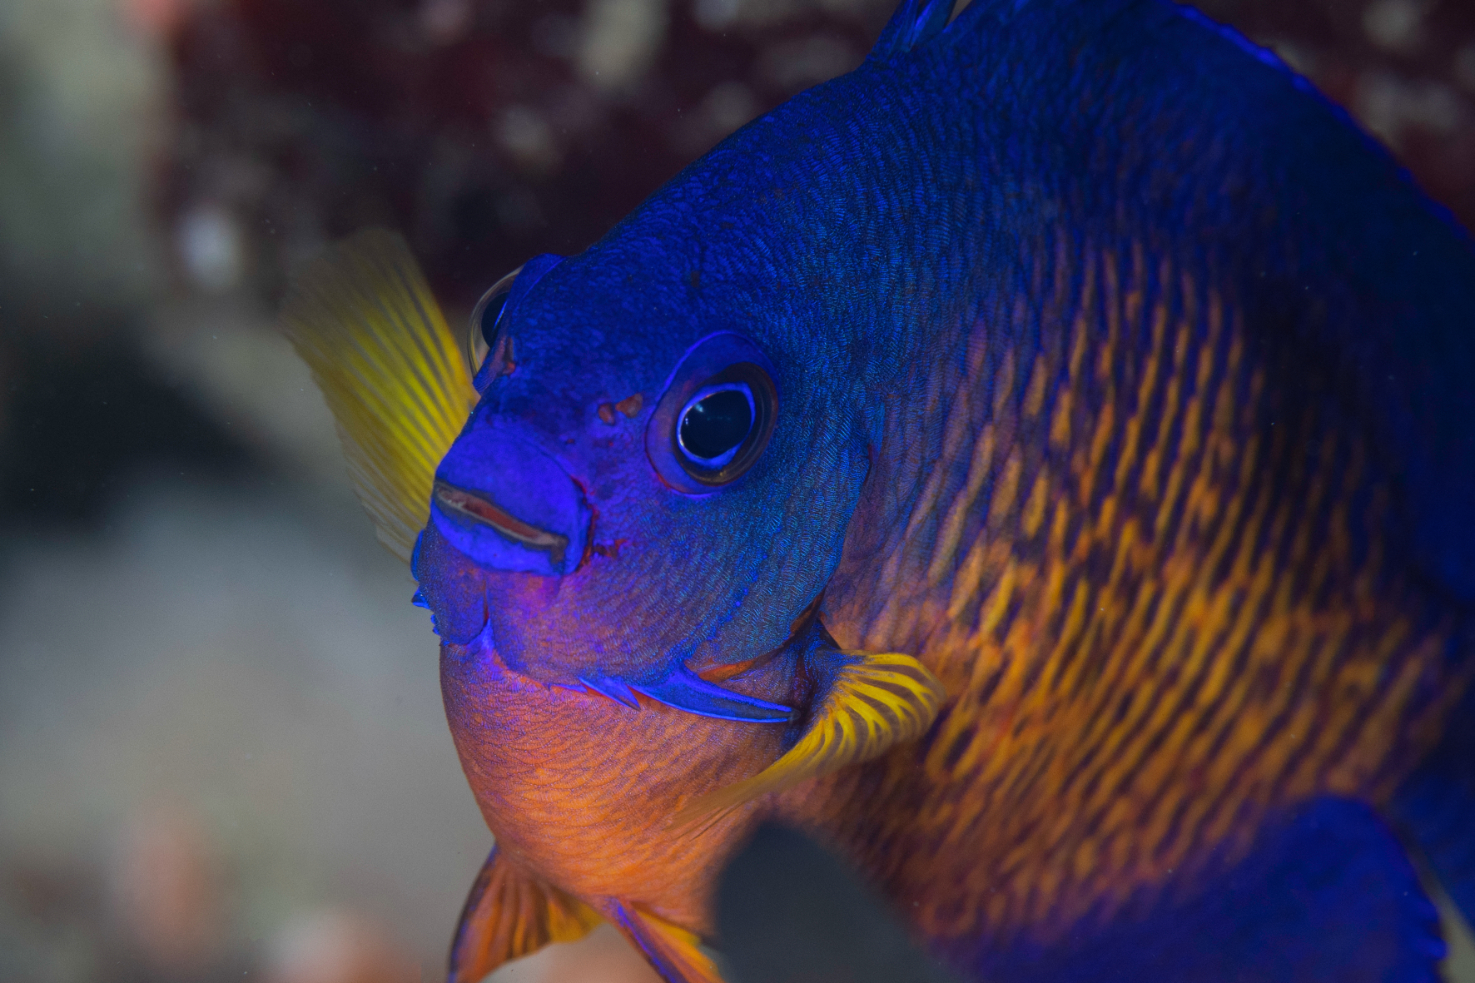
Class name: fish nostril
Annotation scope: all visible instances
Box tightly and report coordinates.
[432,480,569,569]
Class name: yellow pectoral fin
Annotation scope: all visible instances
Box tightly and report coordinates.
[610,903,726,983]
[672,652,946,828]
[280,229,477,563]
[448,847,603,983]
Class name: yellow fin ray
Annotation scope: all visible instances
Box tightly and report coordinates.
[449,848,603,983]
[281,228,476,562]
[611,903,725,983]
[673,652,946,828]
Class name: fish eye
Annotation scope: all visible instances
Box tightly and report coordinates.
[465,265,522,374]
[670,365,774,485]
[677,384,754,469]
[646,332,778,494]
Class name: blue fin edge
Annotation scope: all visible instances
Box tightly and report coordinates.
[870,0,1037,59]
[872,0,955,57]
[632,664,793,723]
[578,674,642,709]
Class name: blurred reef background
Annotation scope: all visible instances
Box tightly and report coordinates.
[0,0,1472,981]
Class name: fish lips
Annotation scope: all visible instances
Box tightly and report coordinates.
[430,426,590,577]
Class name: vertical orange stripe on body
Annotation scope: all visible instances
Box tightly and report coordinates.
[796,240,1463,949]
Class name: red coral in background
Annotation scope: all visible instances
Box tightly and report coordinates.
[157,0,1475,311]
[161,0,891,308]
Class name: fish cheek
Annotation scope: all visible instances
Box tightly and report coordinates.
[674,423,868,670]
[774,414,873,602]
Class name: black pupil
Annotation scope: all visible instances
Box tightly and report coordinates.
[480,291,511,347]
[681,390,752,461]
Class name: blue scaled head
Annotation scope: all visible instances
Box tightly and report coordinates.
[411,102,890,713]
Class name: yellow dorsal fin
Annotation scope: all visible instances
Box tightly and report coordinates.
[672,653,946,829]
[610,903,725,983]
[448,847,603,983]
[281,228,476,562]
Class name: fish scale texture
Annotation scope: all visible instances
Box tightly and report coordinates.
[382,0,1475,979]
[805,235,1464,954]
[968,798,1446,983]
[781,0,1474,967]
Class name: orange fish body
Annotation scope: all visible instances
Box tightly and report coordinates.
[283,0,1475,980]
[779,249,1466,954]
[439,636,792,933]
[437,243,1466,979]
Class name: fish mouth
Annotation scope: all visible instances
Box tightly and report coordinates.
[432,480,569,569]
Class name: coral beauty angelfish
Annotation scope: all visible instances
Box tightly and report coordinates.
[282,0,1475,980]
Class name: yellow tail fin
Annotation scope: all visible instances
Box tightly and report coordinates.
[281,229,476,561]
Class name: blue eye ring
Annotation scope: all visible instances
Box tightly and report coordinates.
[669,363,775,487]
[676,382,756,470]
[646,332,779,495]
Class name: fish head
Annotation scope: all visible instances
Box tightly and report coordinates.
[414,200,878,700]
